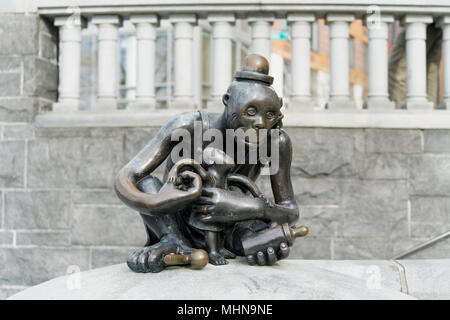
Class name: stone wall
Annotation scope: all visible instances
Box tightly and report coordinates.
[0,14,449,299]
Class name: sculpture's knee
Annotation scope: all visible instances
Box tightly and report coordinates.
[137,176,163,194]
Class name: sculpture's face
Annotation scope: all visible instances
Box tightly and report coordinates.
[223,81,283,145]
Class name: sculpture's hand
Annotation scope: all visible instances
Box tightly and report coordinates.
[154,170,202,213]
[192,187,264,224]
[246,241,290,266]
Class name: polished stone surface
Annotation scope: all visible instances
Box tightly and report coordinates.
[9,259,430,300]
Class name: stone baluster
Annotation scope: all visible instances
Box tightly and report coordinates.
[270,52,284,99]
[193,25,203,110]
[364,14,395,110]
[402,15,434,110]
[326,13,355,110]
[248,13,274,61]
[437,16,450,109]
[169,14,197,109]
[92,15,123,111]
[128,14,159,111]
[287,13,315,110]
[208,13,235,111]
[53,16,86,112]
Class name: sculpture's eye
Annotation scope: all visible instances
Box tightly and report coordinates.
[266,111,276,120]
[246,106,257,116]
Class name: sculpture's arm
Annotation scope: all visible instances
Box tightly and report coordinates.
[264,129,299,226]
[194,129,299,225]
[114,112,202,215]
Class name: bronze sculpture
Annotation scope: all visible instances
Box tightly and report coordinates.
[115,54,308,273]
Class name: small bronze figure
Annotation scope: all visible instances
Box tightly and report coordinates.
[115,54,307,273]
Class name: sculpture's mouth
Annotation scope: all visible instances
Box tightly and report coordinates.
[228,127,269,147]
[244,134,259,145]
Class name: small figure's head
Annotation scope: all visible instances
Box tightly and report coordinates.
[222,54,284,141]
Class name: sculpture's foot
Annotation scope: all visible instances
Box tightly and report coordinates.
[127,234,193,273]
[222,248,237,259]
[208,251,228,265]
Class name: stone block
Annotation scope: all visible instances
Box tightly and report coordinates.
[405,239,450,259]
[365,129,422,153]
[91,247,138,269]
[0,15,38,55]
[410,196,450,223]
[23,56,57,100]
[424,130,450,153]
[28,137,123,188]
[0,247,90,286]
[0,57,21,73]
[72,189,122,206]
[71,206,146,246]
[289,237,332,259]
[363,153,408,180]
[5,191,70,229]
[288,128,364,178]
[0,191,2,228]
[39,18,56,37]
[292,177,341,205]
[409,154,450,195]
[0,231,13,245]
[0,98,38,122]
[15,231,70,246]
[0,73,21,96]
[124,127,167,178]
[35,127,93,138]
[392,238,450,259]
[340,180,409,238]
[333,238,393,259]
[3,124,34,140]
[410,222,450,239]
[39,33,57,61]
[298,206,341,238]
[123,127,159,161]
[0,141,24,188]
[35,127,125,139]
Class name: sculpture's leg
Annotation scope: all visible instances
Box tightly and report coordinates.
[126,176,195,273]
[206,231,228,265]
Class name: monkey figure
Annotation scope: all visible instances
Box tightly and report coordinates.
[115,54,300,273]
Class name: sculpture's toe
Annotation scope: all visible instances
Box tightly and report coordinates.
[126,246,165,273]
[222,248,237,259]
[127,248,147,272]
[209,252,228,265]
[147,249,166,273]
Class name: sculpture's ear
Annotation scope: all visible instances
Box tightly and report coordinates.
[222,93,230,107]
[279,97,283,108]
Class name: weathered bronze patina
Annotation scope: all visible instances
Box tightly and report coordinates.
[115,54,307,272]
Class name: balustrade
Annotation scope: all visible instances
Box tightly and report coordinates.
[37,1,450,125]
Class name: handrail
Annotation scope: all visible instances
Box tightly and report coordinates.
[392,231,450,260]
[36,0,450,17]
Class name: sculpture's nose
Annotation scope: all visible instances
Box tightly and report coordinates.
[253,116,265,129]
